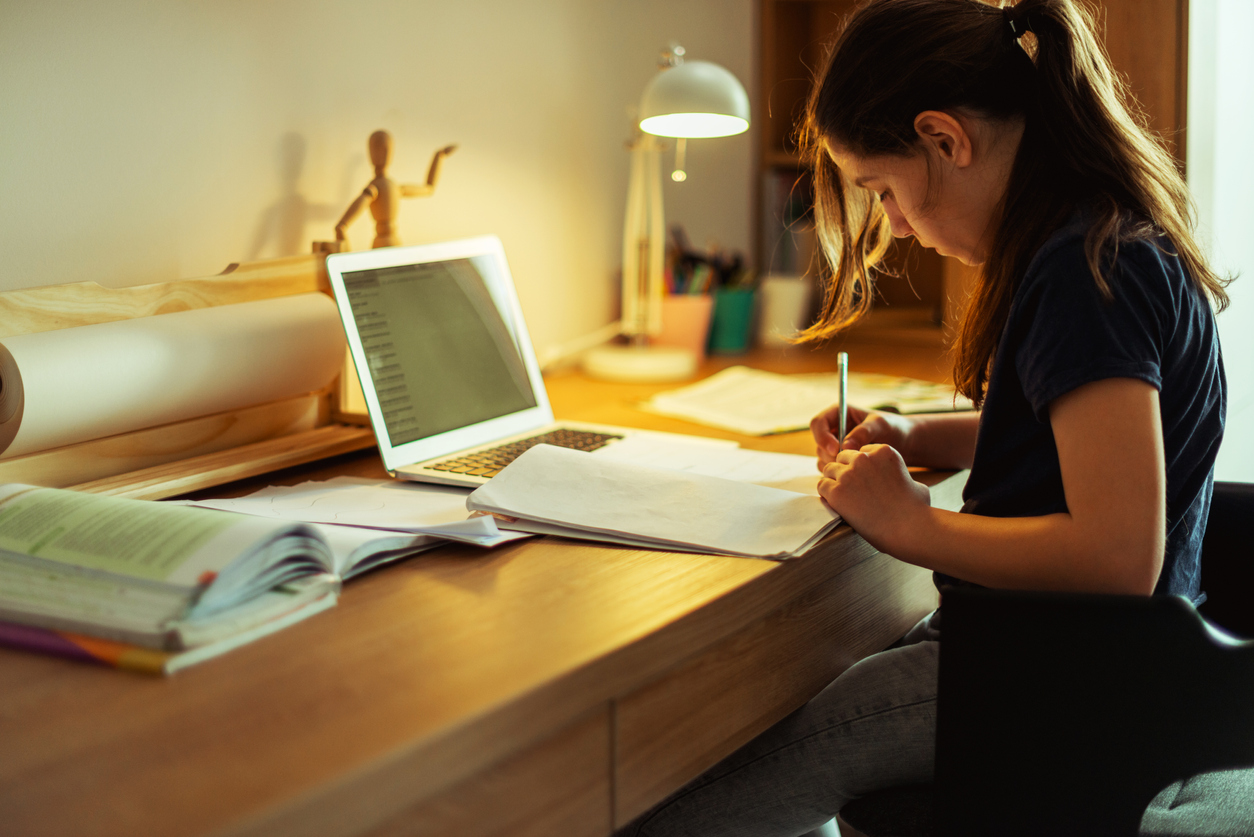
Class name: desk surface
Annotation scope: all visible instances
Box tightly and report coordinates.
[0,336,962,837]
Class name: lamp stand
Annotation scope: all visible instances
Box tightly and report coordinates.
[582,133,697,383]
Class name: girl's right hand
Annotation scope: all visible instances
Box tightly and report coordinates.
[811,404,916,470]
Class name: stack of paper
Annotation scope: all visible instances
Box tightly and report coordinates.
[591,435,822,495]
[643,365,972,436]
[466,445,841,560]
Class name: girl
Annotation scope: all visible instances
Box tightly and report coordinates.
[621,0,1227,834]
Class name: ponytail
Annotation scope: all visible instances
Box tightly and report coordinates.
[800,0,1229,407]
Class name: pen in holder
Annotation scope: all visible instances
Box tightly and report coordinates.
[658,226,757,357]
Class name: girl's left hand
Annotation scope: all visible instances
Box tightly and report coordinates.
[818,443,931,553]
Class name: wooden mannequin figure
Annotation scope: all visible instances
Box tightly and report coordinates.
[334,130,457,249]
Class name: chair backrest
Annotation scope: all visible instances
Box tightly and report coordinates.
[1200,481,1254,638]
[934,586,1254,837]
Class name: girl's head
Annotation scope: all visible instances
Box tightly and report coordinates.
[824,109,1024,265]
[799,0,1227,406]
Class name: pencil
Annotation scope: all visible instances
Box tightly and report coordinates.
[838,352,849,444]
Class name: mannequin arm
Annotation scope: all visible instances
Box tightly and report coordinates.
[400,144,458,197]
[335,183,378,241]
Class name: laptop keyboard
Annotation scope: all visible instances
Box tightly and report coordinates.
[426,429,624,478]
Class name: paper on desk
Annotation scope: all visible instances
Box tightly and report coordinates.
[466,445,840,560]
[187,477,530,547]
[796,370,974,415]
[593,435,821,495]
[643,366,972,436]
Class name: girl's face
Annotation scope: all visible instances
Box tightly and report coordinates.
[825,113,1022,266]
[826,143,983,264]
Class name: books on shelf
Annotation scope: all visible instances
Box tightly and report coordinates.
[0,481,515,674]
[466,445,841,560]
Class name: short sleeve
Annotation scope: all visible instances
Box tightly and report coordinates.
[1013,240,1166,421]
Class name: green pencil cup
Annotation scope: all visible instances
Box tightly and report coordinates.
[707,288,757,355]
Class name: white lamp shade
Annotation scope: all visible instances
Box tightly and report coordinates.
[638,59,750,138]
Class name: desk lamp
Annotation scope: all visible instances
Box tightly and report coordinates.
[582,46,750,382]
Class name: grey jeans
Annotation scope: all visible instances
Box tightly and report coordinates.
[617,612,941,837]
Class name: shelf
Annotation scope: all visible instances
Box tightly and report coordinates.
[763,150,804,168]
[70,424,377,501]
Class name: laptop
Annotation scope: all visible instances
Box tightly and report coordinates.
[325,235,692,488]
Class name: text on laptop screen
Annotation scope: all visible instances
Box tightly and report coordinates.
[341,258,538,447]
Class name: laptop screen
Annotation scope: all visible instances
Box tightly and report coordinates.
[340,257,539,448]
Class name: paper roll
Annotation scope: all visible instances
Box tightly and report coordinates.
[0,293,346,460]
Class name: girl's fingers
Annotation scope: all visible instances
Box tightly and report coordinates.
[810,405,844,455]
[840,414,883,451]
[812,404,874,455]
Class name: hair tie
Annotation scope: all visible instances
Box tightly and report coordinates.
[1003,4,1030,40]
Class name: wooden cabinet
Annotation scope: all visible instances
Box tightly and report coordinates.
[755,0,1189,333]
[1102,0,1189,162]
[757,0,945,322]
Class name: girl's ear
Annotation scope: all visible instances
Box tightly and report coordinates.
[914,111,974,168]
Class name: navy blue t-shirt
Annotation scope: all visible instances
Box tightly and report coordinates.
[940,217,1226,602]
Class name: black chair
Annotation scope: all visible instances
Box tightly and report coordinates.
[839,482,1254,837]
[1198,481,1254,639]
[934,586,1254,836]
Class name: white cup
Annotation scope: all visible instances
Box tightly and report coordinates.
[757,275,812,346]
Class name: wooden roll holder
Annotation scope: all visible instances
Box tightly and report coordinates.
[0,254,377,500]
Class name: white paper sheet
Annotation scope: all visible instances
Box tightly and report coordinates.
[0,293,345,458]
[187,476,529,547]
[466,445,840,559]
[796,370,975,415]
[643,365,972,436]
[593,436,822,495]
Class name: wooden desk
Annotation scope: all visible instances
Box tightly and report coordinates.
[0,340,963,837]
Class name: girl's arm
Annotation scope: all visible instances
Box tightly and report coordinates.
[818,377,1166,595]
[812,405,981,470]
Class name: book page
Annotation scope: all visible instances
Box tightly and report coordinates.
[0,485,323,595]
[0,486,234,584]
[643,365,972,436]
[186,477,526,547]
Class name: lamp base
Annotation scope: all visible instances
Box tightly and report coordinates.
[581,344,697,383]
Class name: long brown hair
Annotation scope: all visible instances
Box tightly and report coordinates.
[798,0,1229,407]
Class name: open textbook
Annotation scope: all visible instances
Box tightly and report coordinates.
[0,482,513,673]
[466,445,842,560]
[182,476,527,543]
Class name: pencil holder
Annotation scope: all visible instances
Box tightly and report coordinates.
[707,288,757,355]
[656,295,715,359]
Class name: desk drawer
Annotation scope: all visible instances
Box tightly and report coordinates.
[613,553,937,826]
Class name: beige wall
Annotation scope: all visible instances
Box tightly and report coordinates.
[0,0,754,358]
